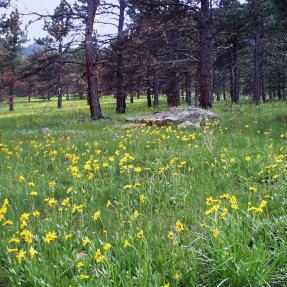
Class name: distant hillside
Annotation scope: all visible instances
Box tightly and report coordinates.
[22,43,41,56]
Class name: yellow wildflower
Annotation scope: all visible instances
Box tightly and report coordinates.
[18,176,25,183]
[82,237,91,247]
[48,181,56,189]
[44,231,57,244]
[175,221,184,233]
[29,247,37,259]
[123,240,129,248]
[47,198,57,207]
[28,182,35,188]
[249,187,257,193]
[32,210,40,217]
[213,228,219,238]
[20,229,33,244]
[95,249,105,263]
[20,213,30,222]
[134,167,142,173]
[72,204,84,213]
[16,250,26,263]
[79,274,90,280]
[220,208,228,219]
[103,243,112,251]
[92,210,101,221]
[9,237,20,244]
[87,173,94,181]
[136,230,144,239]
[61,198,70,207]
[140,195,146,204]
[133,210,140,219]
[168,231,174,241]
[77,261,85,268]
[3,219,13,226]
[66,187,73,194]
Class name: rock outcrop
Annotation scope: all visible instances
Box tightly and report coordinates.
[127,107,218,128]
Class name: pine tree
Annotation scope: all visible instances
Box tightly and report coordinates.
[37,0,74,109]
[0,9,26,111]
[74,0,103,120]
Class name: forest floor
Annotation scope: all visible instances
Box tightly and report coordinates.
[0,98,286,287]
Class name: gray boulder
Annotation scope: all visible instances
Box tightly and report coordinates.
[127,107,218,127]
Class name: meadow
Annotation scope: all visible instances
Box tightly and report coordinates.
[0,98,286,287]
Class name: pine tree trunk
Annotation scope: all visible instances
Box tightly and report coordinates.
[233,47,240,104]
[222,71,227,101]
[167,71,180,107]
[253,0,263,105]
[9,81,14,112]
[185,72,192,106]
[199,0,212,109]
[116,0,126,113]
[153,88,159,107]
[153,74,159,108]
[116,52,126,113]
[282,55,286,100]
[84,0,102,120]
[262,66,266,103]
[195,81,199,107]
[58,42,63,109]
[147,87,152,108]
[277,81,282,100]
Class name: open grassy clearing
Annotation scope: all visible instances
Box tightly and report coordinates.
[0,98,286,286]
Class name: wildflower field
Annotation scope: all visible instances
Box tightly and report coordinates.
[0,99,286,287]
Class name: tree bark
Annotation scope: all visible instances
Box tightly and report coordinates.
[116,51,126,113]
[229,59,234,102]
[222,71,227,101]
[231,46,240,104]
[282,54,286,100]
[261,63,266,102]
[9,81,14,112]
[253,0,263,105]
[278,81,282,100]
[185,72,192,105]
[116,0,126,113]
[167,71,180,107]
[58,41,64,109]
[84,0,102,120]
[199,0,212,109]
[195,81,199,107]
[147,86,152,108]
[153,70,159,107]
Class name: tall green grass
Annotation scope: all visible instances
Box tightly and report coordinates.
[0,98,286,286]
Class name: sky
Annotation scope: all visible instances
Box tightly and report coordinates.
[12,0,117,45]
[13,0,68,44]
